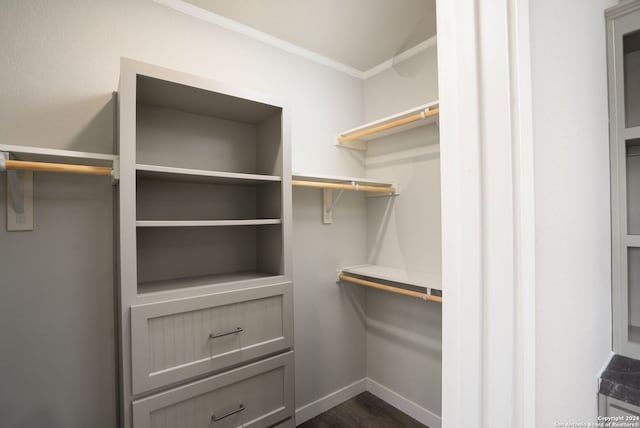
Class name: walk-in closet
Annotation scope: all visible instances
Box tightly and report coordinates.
[1,0,620,427]
[0,1,441,426]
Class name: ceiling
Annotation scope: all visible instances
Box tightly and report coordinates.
[183,0,437,72]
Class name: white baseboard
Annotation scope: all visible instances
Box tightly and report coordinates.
[294,378,367,424]
[366,379,442,428]
[294,378,442,428]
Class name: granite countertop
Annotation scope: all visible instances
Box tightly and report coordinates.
[600,354,640,406]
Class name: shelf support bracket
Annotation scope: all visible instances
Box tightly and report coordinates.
[2,152,34,231]
[323,188,345,224]
[111,158,120,185]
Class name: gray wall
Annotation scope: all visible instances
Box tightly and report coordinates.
[292,189,368,406]
[0,173,115,427]
[0,1,366,426]
[363,47,443,416]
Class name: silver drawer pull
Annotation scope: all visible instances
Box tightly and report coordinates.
[212,404,245,422]
[209,327,243,340]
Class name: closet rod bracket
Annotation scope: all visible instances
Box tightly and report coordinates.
[1,152,22,214]
[111,159,120,185]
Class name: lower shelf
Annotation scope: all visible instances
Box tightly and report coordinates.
[340,264,442,291]
[138,271,279,294]
[136,224,283,291]
[339,264,442,303]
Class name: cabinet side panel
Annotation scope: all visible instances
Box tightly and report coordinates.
[118,59,140,428]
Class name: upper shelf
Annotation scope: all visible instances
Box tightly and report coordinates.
[135,67,283,125]
[292,172,397,194]
[0,144,119,182]
[337,101,439,150]
[137,164,281,184]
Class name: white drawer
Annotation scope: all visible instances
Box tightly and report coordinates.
[133,352,294,428]
[130,282,293,394]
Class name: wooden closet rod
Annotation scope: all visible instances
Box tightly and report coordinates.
[292,180,395,194]
[339,107,439,144]
[2,160,113,176]
[338,273,442,303]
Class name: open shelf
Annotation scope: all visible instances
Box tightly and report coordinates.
[137,168,281,222]
[0,144,119,181]
[136,219,281,227]
[293,172,395,187]
[137,164,281,184]
[624,30,640,128]
[136,82,283,177]
[337,101,439,150]
[136,224,283,294]
[340,264,442,291]
[138,271,280,295]
[136,74,281,125]
[292,172,397,196]
[0,144,117,166]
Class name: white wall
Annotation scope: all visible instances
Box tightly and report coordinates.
[364,48,439,120]
[362,47,443,421]
[0,1,368,426]
[530,0,615,425]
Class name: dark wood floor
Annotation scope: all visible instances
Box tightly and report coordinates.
[297,392,428,428]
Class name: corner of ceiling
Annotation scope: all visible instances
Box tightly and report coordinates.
[153,0,436,82]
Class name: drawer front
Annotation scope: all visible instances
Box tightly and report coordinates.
[131,282,293,394]
[133,352,294,428]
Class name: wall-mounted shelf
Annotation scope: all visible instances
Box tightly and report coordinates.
[292,172,397,224]
[341,264,442,291]
[293,172,397,193]
[0,144,119,179]
[338,265,442,303]
[0,144,120,231]
[337,101,439,150]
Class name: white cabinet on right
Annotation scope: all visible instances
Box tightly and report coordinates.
[607,0,640,359]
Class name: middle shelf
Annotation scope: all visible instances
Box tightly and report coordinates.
[136,219,282,227]
[137,163,282,223]
[134,161,285,294]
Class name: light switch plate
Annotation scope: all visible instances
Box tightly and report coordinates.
[7,170,34,231]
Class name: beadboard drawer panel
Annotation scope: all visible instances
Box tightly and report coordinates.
[130,282,293,394]
[132,352,294,428]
